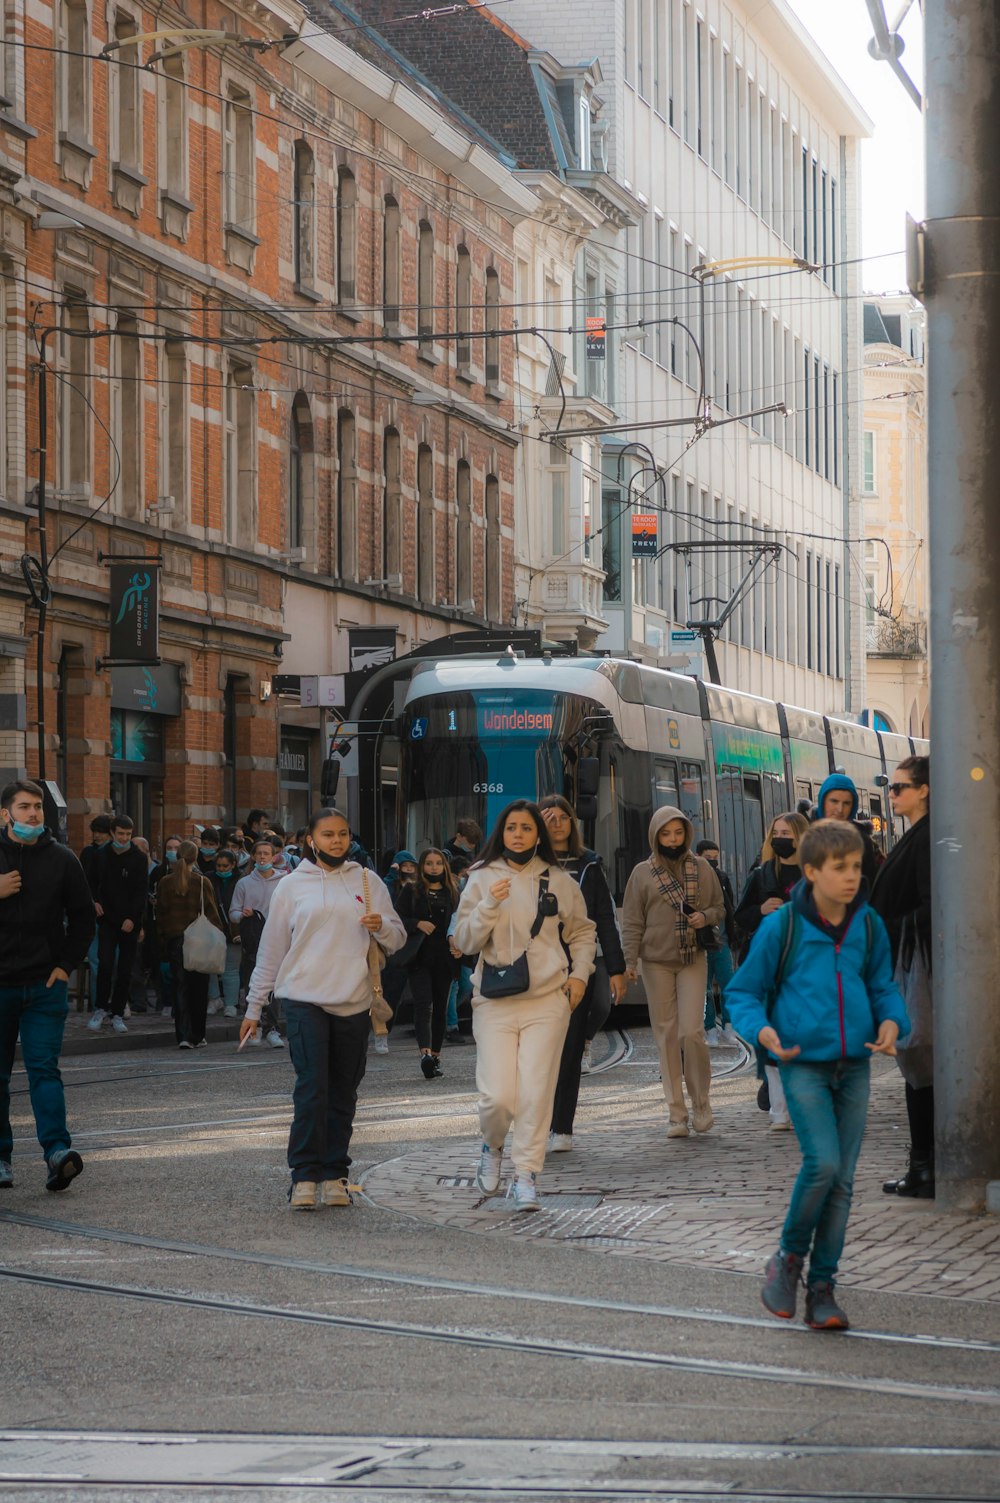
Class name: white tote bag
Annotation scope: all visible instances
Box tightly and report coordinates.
[182,875,227,975]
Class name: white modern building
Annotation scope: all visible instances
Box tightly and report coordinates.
[500,0,871,715]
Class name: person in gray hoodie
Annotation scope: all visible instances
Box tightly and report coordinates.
[621,806,724,1138]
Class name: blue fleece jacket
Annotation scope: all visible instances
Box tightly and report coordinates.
[725,880,909,1061]
[814,773,859,820]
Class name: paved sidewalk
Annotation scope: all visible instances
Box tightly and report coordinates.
[362,1033,1000,1304]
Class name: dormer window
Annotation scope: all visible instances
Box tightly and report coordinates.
[578,95,592,170]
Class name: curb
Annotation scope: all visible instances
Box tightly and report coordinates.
[19,1018,245,1062]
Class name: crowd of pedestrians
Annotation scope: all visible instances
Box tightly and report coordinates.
[0,764,928,1334]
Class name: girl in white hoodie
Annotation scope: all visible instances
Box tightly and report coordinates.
[240,808,406,1209]
[453,800,596,1211]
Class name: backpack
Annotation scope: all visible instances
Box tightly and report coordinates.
[765,904,874,1020]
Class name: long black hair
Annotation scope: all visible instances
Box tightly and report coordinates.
[475,799,559,868]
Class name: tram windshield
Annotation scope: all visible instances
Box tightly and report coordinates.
[399,687,602,851]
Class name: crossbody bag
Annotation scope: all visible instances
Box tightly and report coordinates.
[480,872,556,999]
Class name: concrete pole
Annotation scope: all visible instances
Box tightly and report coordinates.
[924,1,1000,1211]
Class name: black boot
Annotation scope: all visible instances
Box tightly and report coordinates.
[883,1153,935,1199]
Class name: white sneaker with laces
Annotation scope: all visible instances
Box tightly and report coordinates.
[246,1030,263,1046]
[476,1144,503,1194]
[87,1010,106,1032]
[266,1028,285,1049]
[373,1034,389,1055]
[206,999,222,1016]
[705,1026,721,1047]
[580,1044,592,1074]
[548,1133,573,1152]
[511,1173,541,1212]
[111,1016,128,1035]
[223,1005,237,1018]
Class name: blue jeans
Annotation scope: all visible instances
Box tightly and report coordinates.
[209,943,241,1010]
[704,945,734,1029]
[0,980,71,1162]
[779,1057,871,1284]
[446,967,473,1031]
[284,1001,370,1184]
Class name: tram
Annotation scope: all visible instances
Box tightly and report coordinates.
[385,653,926,904]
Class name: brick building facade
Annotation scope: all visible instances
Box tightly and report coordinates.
[3,0,533,848]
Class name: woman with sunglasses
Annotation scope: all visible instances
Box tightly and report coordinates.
[870,756,933,1198]
[538,795,627,1151]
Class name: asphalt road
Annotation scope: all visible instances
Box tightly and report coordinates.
[1,1028,998,1502]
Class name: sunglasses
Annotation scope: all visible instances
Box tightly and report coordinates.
[888,782,915,796]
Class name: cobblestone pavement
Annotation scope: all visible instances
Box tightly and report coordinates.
[362,1032,1000,1305]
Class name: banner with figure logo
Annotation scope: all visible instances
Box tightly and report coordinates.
[109,563,160,663]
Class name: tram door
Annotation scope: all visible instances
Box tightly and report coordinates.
[716,765,765,892]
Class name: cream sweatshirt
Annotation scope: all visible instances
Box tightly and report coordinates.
[453,855,596,1000]
[244,860,406,1019]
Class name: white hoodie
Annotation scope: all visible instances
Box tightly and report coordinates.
[453,855,596,1000]
[244,859,406,1020]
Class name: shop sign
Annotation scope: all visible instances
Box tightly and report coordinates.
[279,736,311,786]
[631,514,658,558]
[348,628,396,674]
[111,663,182,717]
[109,564,160,662]
[585,316,606,360]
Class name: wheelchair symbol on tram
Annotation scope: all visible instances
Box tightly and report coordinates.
[410,717,429,741]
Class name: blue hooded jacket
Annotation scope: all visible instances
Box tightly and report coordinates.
[725,879,909,1062]
[814,773,859,821]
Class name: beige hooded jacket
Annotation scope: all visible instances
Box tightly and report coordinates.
[621,805,724,972]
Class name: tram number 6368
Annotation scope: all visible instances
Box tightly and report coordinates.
[473,783,504,794]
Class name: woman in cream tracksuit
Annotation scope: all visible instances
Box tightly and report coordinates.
[453,799,596,1212]
[622,805,724,1138]
[240,808,406,1210]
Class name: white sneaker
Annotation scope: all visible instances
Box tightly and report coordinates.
[722,1023,738,1042]
[266,1028,285,1049]
[548,1133,574,1152]
[206,999,222,1016]
[160,1006,172,1020]
[223,1005,237,1018]
[580,1044,592,1074]
[511,1173,540,1212]
[111,1016,128,1035]
[87,1010,107,1032]
[770,1117,792,1131]
[246,1030,263,1046]
[476,1144,503,1194]
[123,1004,131,1019]
[373,1034,389,1055]
[705,1026,721,1047]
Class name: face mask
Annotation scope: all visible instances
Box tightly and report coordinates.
[112,839,132,853]
[705,858,719,868]
[165,850,177,864]
[217,869,234,880]
[504,845,536,866]
[314,847,348,869]
[11,821,45,842]
[200,846,217,859]
[255,862,274,875]
[659,840,685,857]
[771,837,797,860]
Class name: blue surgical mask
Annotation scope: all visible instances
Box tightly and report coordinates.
[200,846,217,859]
[11,821,45,842]
[256,862,273,875]
[112,839,132,853]
[217,868,234,879]
[165,850,177,864]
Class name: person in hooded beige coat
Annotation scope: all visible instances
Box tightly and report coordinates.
[621,806,724,1136]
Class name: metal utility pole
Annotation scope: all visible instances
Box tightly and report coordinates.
[923,2,1000,1211]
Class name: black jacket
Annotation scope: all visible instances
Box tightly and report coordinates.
[80,841,109,897]
[0,829,95,984]
[94,843,150,928]
[575,850,626,976]
[870,816,931,971]
[394,881,457,966]
[734,860,802,940]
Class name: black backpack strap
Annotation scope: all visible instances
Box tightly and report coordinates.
[528,872,551,942]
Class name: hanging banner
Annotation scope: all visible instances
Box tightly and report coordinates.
[348,627,397,674]
[631,514,658,558]
[109,563,160,662]
[585,316,606,361]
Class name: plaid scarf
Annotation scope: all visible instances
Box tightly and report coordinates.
[649,852,700,966]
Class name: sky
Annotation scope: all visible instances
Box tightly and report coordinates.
[785,0,924,293]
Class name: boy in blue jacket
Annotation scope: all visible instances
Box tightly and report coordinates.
[725,820,909,1331]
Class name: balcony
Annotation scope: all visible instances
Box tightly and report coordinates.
[866,617,927,658]
[539,561,609,648]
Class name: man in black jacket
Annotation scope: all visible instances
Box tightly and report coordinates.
[0,779,95,1191]
[89,815,148,1034]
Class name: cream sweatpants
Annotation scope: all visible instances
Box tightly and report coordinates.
[641,956,711,1123]
[472,987,572,1175]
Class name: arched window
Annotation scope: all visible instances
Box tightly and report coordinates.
[418,220,434,349]
[456,244,472,370]
[417,444,434,601]
[383,427,401,584]
[485,267,501,387]
[289,393,313,554]
[383,196,401,327]
[293,141,315,288]
[485,474,501,623]
[336,408,357,580]
[336,168,357,304]
[456,460,472,609]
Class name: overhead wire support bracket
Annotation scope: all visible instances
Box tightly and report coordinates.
[657,540,783,685]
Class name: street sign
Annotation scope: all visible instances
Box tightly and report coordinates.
[300,675,345,708]
[670,629,700,644]
[631,514,658,557]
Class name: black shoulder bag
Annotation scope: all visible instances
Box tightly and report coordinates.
[479,873,556,999]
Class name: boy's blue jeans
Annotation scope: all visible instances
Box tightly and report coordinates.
[778,1057,871,1285]
[0,980,72,1162]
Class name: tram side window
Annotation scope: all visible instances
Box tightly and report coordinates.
[653,759,679,810]
[795,778,813,814]
[763,773,784,831]
[715,766,741,887]
[741,774,765,881]
[679,762,706,845]
[869,793,887,851]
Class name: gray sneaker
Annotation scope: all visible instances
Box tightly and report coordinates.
[804,1281,849,1331]
[0,1160,12,1189]
[761,1248,804,1319]
[45,1148,83,1193]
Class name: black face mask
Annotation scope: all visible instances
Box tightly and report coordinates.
[658,841,686,858]
[504,845,536,866]
[771,837,797,860]
[314,847,349,869]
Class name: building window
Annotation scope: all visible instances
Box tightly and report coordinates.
[114,313,142,518]
[550,466,567,555]
[160,338,187,528]
[336,408,357,580]
[224,361,256,542]
[485,474,501,622]
[417,444,434,600]
[111,11,140,168]
[485,268,501,388]
[383,196,401,327]
[59,300,89,494]
[578,94,592,167]
[383,428,401,584]
[223,675,239,823]
[59,0,90,143]
[336,167,356,304]
[292,141,315,288]
[0,0,16,110]
[418,220,434,350]
[456,459,472,608]
[223,83,254,233]
[289,393,313,553]
[0,276,7,498]
[601,487,622,603]
[863,430,876,493]
[455,245,472,372]
[161,54,187,207]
